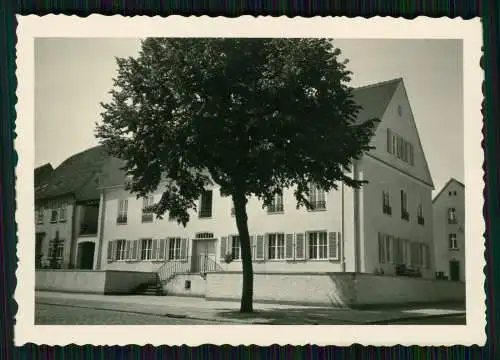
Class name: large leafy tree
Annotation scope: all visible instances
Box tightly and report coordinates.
[97,38,377,313]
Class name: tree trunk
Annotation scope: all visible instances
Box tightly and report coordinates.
[232,191,253,313]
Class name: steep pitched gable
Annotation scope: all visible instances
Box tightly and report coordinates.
[432,178,465,204]
[358,78,434,188]
[34,163,53,188]
[35,145,111,201]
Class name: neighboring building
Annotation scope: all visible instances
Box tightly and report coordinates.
[35,146,110,269]
[432,178,465,282]
[35,163,53,189]
[94,78,436,282]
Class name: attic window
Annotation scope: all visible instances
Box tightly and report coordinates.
[397,105,403,116]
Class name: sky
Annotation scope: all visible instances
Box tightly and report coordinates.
[35,38,463,196]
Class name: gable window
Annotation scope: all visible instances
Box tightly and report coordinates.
[268,192,284,213]
[140,238,153,260]
[117,199,128,224]
[50,209,58,223]
[142,196,154,223]
[448,207,457,224]
[36,208,44,225]
[58,207,66,222]
[382,191,392,215]
[449,234,458,250]
[308,184,326,210]
[400,190,409,221]
[387,128,414,166]
[268,233,285,260]
[168,238,181,260]
[417,202,424,225]
[308,231,328,259]
[115,239,127,261]
[199,190,213,218]
[231,235,241,260]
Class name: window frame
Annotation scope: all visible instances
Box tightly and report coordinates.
[115,239,127,261]
[267,192,284,213]
[141,195,154,223]
[448,207,457,224]
[199,190,213,218]
[231,235,241,260]
[140,238,154,261]
[267,233,285,260]
[307,231,328,260]
[168,237,182,260]
[308,184,326,211]
[50,209,58,223]
[117,199,128,224]
[449,233,458,250]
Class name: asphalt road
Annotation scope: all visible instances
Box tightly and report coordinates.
[35,303,218,325]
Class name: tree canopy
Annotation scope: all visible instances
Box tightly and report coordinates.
[97,38,376,222]
[97,38,378,312]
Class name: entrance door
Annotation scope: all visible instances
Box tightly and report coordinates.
[191,239,216,273]
[77,242,95,269]
[449,260,460,281]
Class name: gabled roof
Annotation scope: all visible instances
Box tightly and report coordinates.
[34,163,53,187]
[432,177,465,203]
[351,78,402,127]
[35,145,111,201]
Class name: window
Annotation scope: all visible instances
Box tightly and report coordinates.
[400,190,409,220]
[50,209,58,223]
[387,128,414,165]
[453,191,457,196]
[268,192,284,213]
[308,184,326,210]
[449,234,458,249]
[231,235,241,260]
[141,239,153,260]
[58,207,66,222]
[308,231,328,259]
[382,191,392,215]
[268,233,285,260]
[168,238,181,260]
[115,239,127,260]
[378,233,385,263]
[142,196,154,223]
[199,190,213,218]
[448,208,457,224]
[48,240,64,268]
[417,202,424,225]
[117,199,128,224]
[36,208,44,224]
[397,105,403,116]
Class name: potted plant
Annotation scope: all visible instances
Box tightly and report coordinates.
[223,252,233,271]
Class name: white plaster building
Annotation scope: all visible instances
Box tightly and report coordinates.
[432,178,465,282]
[92,78,436,282]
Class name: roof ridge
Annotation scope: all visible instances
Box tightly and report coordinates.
[353,77,403,92]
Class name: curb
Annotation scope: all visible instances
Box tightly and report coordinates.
[36,300,260,324]
[36,299,464,325]
[367,312,466,324]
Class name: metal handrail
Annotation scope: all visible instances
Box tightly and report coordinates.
[157,255,224,283]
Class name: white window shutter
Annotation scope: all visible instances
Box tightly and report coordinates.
[295,233,305,260]
[328,232,337,260]
[255,235,265,261]
[158,239,166,261]
[227,235,233,257]
[107,240,114,262]
[263,234,269,260]
[387,128,392,153]
[285,233,294,260]
[220,236,227,259]
[180,238,188,261]
[137,240,143,261]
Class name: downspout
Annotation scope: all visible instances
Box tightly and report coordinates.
[69,195,77,268]
[95,189,106,270]
[353,162,361,273]
[341,182,346,272]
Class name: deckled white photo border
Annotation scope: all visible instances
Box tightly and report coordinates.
[15,15,484,346]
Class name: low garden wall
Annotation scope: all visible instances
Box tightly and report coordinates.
[168,271,466,307]
[35,270,157,295]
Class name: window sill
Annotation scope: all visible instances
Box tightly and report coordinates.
[307,208,327,213]
[141,220,153,224]
[78,233,97,237]
[50,221,58,224]
[267,211,285,215]
[449,248,460,251]
[116,222,128,226]
[198,216,213,220]
[59,220,67,223]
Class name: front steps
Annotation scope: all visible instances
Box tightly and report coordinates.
[134,281,164,296]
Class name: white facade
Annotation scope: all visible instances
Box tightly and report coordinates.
[93,78,437,280]
[432,179,465,282]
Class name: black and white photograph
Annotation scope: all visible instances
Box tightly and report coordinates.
[15,16,484,346]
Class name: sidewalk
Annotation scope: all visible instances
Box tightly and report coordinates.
[36,291,466,325]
